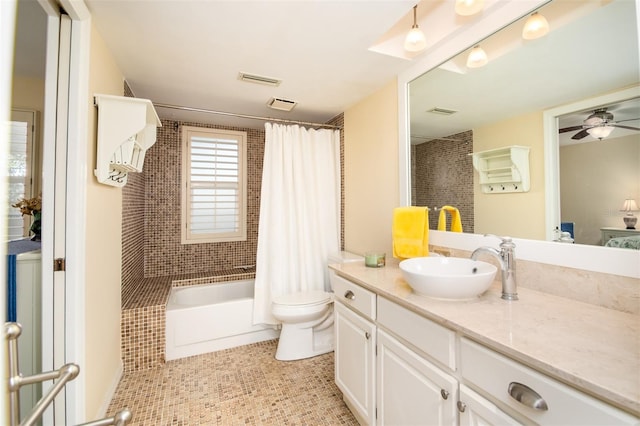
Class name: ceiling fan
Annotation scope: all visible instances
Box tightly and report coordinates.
[559,108,640,140]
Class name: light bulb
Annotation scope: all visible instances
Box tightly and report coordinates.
[466,45,488,68]
[587,125,614,140]
[405,27,427,52]
[522,12,549,40]
[455,0,484,16]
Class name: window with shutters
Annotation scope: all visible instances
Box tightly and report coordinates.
[8,109,37,240]
[181,126,247,244]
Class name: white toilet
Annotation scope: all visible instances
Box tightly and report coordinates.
[272,251,363,361]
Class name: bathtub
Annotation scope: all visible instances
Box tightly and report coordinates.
[165,279,279,361]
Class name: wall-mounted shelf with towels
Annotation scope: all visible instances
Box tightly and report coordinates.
[94,94,162,187]
[471,145,530,193]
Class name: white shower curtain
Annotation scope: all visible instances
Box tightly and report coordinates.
[253,123,341,325]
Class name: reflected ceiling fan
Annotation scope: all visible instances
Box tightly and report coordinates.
[559,108,640,140]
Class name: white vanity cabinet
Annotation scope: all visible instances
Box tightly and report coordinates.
[377,329,458,425]
[376,296,459,424]
[331,272,639,425]
[460,338,639,425]
[458,384,522,426]
[333,275,377,426]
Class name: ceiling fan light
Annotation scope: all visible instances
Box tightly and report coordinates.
[466,45,488,68]
[587,125,614,140]
[405,5,427,52]
[522,12,549,40]
[455,0,484,16]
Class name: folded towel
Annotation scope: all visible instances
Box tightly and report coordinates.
[437,205,463,233]
[392,207,429,259]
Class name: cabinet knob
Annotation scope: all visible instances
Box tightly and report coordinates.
[457,401,466,413]
[365,332,370,340]
[508,382,549,411]
[344,290,355,300]
[440,389,449,400]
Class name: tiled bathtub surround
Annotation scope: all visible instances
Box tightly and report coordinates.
[144,121,264,278]
[411,130,474,232]
[122,115,345,292]
[119,111,346,371]
[121,271,255,372]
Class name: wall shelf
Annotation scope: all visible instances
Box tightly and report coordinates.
[471,145,530,193]
[94,94,161,187]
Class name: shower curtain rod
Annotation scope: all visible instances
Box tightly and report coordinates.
[152,102,343,130]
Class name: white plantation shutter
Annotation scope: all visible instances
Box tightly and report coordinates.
[8,110,36,240]
[182,127,247,243]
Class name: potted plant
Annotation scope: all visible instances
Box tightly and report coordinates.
[12,195,42,241]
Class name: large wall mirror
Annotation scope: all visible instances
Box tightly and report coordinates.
[406,0,639,247]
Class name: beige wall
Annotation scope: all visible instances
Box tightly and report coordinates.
[560,134,640,245]
[473,111,546,240]
[84,23,124,418]
[343,79,399,256]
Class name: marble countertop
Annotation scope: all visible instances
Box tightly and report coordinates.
[330,259,640,417]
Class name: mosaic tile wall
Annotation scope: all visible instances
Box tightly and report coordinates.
[412,130,474,233]
[327,113,345,249]
[144,120,264,278]
[121,81,145,299]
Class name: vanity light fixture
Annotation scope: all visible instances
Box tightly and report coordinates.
[522,12,549,40]
[455,0,484,16]
[404,5,427,52]
[620,198,639,229]
[466,45,488,68]
[587,125,614,140]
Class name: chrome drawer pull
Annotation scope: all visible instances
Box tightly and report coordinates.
[344,290,355,300]
[508,382,549,411]
[440,389,449,400]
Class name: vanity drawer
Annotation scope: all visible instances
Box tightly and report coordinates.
[377,297,456,370]
[460,338,638,425]
[331,274,376,320]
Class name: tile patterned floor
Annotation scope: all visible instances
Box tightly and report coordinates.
[107,339,358,425]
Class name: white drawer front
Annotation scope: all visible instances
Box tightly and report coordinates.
[377,297,456,370]
[460,338,638,425]
[331,274,376,320]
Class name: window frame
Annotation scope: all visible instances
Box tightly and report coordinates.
[8,109,38,240]
[181,126,247,244]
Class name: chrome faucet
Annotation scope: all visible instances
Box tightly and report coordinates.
[471,235,518,301]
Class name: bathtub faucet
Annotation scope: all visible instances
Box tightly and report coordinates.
[470,235,517,301]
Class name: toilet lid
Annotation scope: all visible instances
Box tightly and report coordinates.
[272,290,332,307]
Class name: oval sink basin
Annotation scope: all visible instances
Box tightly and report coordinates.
[399,257,497,300]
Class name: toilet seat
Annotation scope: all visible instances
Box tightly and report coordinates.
[272,290,332,308]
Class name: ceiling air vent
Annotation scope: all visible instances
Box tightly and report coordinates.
[267,97,297,112]
[427,107,458,115]
[238,72,282,87]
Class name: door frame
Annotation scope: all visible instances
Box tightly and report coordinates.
[38,0,91,423]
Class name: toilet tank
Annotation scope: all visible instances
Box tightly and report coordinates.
[328,251,363,265]
[328,251,363,290]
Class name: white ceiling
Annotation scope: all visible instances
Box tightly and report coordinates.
[409,0,640,146]
[83,0,422,129]
[14,0,640,137]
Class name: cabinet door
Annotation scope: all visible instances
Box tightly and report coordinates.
[458,384,522,426]
[335,301,376,425]
[377,329,457,426]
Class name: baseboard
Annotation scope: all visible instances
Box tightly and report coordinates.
[95,361,124,419]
